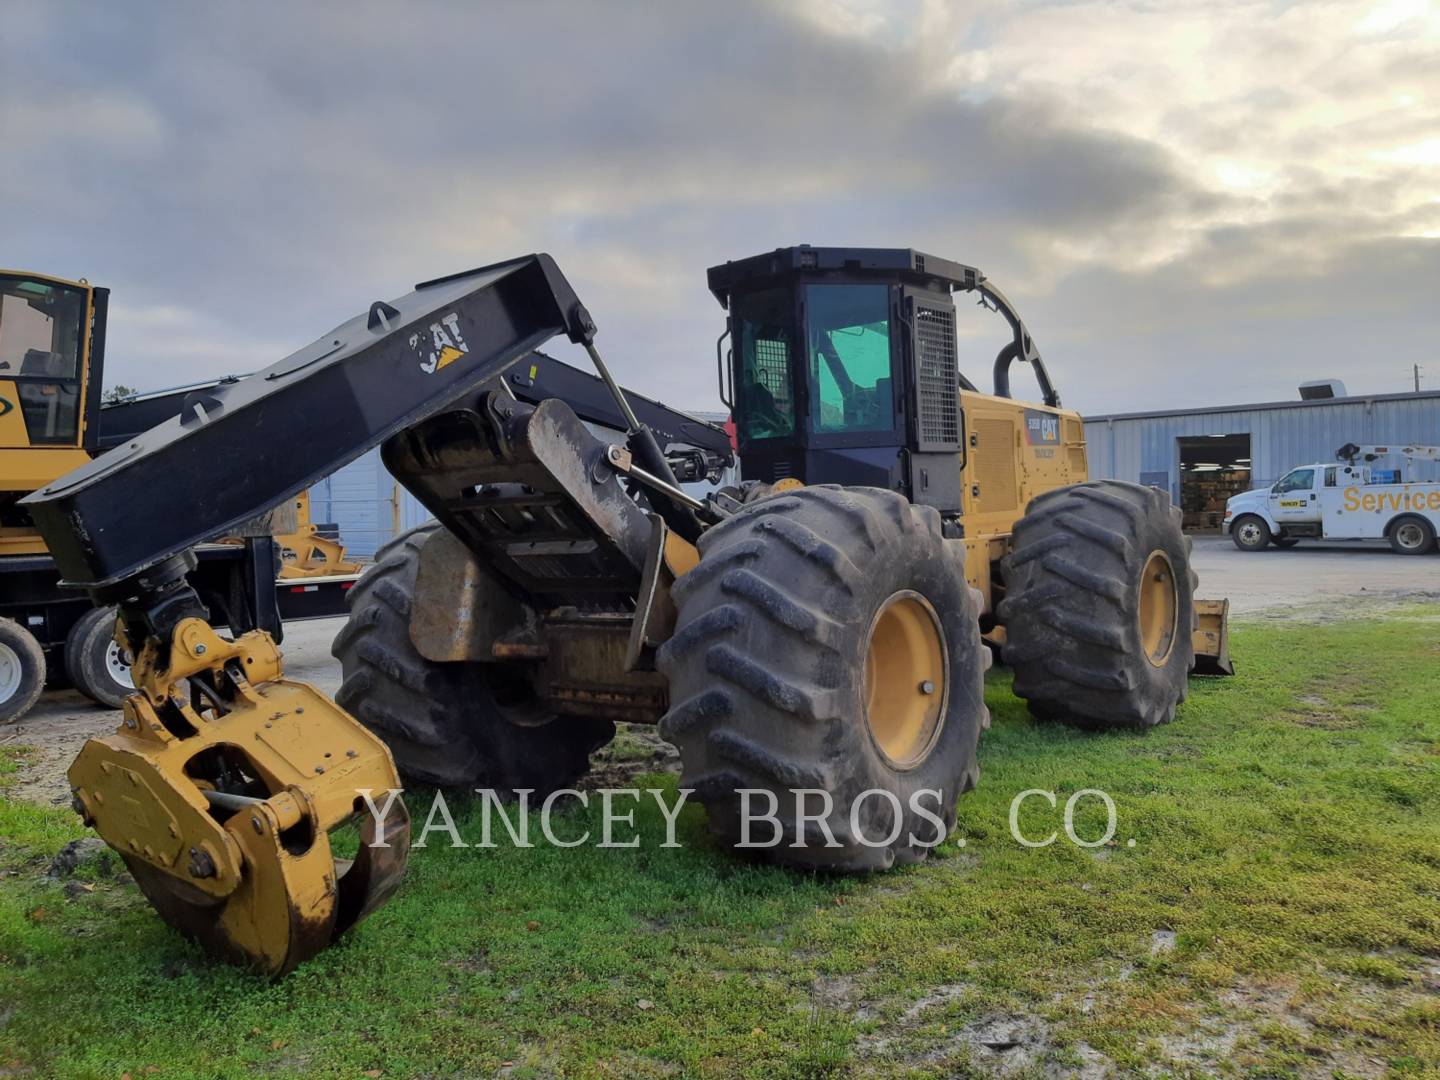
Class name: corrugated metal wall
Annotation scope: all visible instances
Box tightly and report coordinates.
[310,448,430,558]
[1085,392,1440,502]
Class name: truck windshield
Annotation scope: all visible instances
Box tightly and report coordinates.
[0,275,87,446]
[732,287,796,443]
[806,284,893,435]
[1274,468,1314,493]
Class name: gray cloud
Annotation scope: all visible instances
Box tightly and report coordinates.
[2,0,1435,414]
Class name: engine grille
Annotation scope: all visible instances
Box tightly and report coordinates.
[915,305,959,449]
[973,418,1018,511]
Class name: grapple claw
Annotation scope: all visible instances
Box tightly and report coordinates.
[67,619,409,976]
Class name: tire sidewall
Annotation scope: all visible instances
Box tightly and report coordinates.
[1389,515,1435,555]
[0,619,46,723]
[820,526,981,860]
[71,607,132,708]
[1129,516,1194,708]
[1231,515,1270,551]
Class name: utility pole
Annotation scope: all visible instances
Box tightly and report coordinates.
[1415,363,1423,392]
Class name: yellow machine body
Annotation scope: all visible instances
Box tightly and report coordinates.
[271,492,364,578]
[954,389,1089,608]
[0,270,102,554]
[932,389,1229,672]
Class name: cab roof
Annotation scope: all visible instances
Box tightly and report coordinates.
[706,245,982,306]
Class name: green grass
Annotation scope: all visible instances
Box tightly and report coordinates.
[2,610,1438,1078]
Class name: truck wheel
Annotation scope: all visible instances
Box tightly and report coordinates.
[1388,515,1437,555]
[657,486,988,871]
[64,606,134,708]
[0,618,46,724]
[1001,481,1196,730]
[1230,515,1271,552]
[333,523,613,791]
[1273,536,1299,549]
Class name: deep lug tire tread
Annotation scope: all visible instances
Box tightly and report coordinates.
[1001,480,1196,731]
[658,486,988,872]
[333,523,612,790]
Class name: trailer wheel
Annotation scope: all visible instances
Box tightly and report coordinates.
[657,486,988,871]
[0,619,46,724]
[1001,481,1196,730]
[1230,515,1271,552]
[333,523,614,791]
[1388,515,1437,555]
[65,606,134,708]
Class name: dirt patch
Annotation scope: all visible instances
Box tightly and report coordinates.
[905,1012,1075,1076]
[810,974,878,1021]
[902,982,971,1022]
[0,692,116,807]
[581,724,680,791]
[1287,708,1363,730]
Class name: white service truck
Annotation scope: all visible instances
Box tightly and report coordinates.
[1224,444,1440,555]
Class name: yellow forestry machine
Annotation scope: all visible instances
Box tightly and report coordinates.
[0,271,363,722]
[23,247,1232,975]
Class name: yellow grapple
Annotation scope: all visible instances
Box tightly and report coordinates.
[68,618,409,976]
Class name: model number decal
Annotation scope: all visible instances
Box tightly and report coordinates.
[410,312,469,374]
[1023,409,1059,445]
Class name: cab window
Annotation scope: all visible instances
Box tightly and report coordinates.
[1273,468,1315,494]
[0,277,87,445]
[806,284,893,435]
[1324,467,1337,487]
[732,287,795,442]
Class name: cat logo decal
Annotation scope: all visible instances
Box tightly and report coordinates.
[410,312,470,374]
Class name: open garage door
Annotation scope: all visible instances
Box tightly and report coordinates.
[1178,434,1252,530]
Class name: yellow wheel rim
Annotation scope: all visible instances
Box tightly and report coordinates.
[1138,550,1179,667]
[864,592,947,769]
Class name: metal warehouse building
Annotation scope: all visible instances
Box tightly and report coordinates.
[1085,389,1440,529]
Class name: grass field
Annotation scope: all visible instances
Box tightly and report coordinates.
[1,608,1437,1079]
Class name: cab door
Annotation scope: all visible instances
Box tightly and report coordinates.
[1268,467,1319,524]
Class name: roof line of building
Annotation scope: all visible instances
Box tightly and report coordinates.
[1083,389,1440,424]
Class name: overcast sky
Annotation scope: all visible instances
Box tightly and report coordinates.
[3,0,1437,416]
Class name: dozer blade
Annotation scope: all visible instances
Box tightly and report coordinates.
[1190,598,1235,676]
[67,620,409,976]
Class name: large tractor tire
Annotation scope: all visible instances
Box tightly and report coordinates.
[657,486,988,872]
[1000,481,1196,730]
[333,523,613,791]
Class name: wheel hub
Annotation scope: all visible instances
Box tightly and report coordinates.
[863,592,947,769]
[104,637,133,689]
[1138,550,1179,667]
[1396,523,1424,549]
[0,643,21,702]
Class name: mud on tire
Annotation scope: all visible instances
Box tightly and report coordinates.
[333,523,613,791]
[1000,480,1196,730]
[657,486,989,872]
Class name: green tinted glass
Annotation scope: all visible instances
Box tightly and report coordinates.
[806,285,892,434]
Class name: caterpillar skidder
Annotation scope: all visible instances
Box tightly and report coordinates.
[25,247,1232,975]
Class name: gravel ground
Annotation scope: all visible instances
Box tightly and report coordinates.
[4,535,1436,806]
